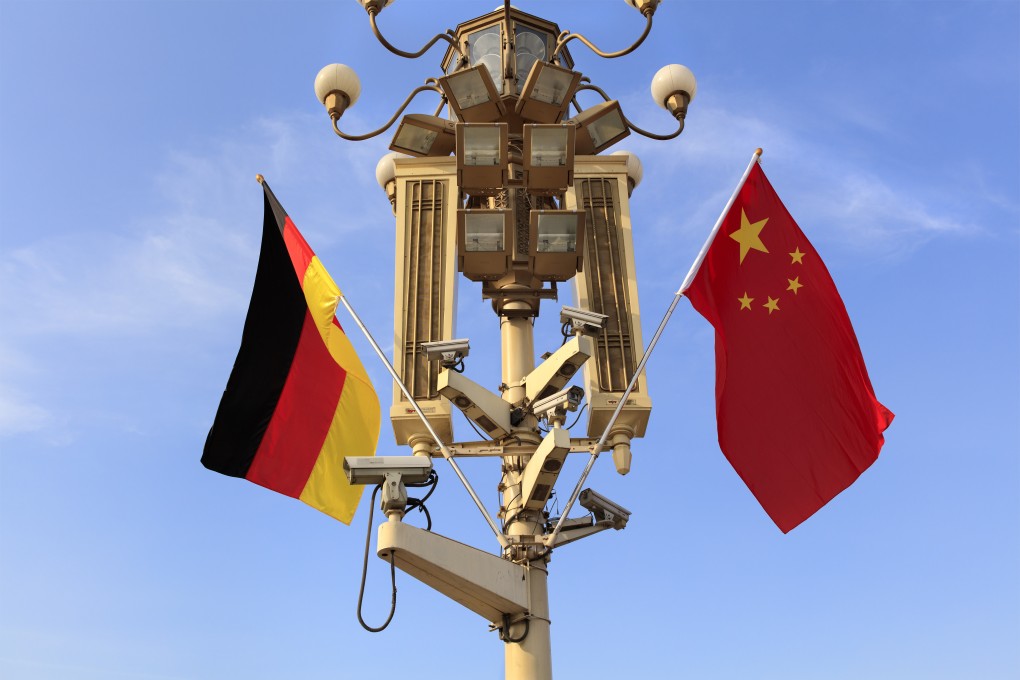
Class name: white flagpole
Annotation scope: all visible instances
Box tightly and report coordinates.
[677,148,763,294]
[337,294,509,548]
[545,148,763,549]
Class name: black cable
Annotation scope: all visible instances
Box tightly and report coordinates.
[356,484,397,632]
[560,321,572,345]
[466,416,493,441]
[564,402,588,431]
[499,613,530,643]
[404,470,439,532]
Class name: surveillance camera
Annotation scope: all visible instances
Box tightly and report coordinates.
[560,306,608,336]
[532,385,584,422]
[523,335,593,405]
[420,339,470,368]
[519,428,571,511]
[578,488,630,529]
[343,456,433,486]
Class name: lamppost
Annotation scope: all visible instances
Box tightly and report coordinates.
[315,2,696,677]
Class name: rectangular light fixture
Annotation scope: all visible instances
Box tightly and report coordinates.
[515,61,582,124]
[438,65,507,123]
[567,101,630,155]
[457,209,512,281]
[523,124,575,193]
[529,210,585,281]
[456,123,509,195]
[390,114,457,157]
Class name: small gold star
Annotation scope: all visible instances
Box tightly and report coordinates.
[787,277,803,294]
[738,292,754,310]
[790,247,805,264]
[729,209,770,264]
[764,297,780,314]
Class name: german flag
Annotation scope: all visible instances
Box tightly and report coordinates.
[203,178,380,524]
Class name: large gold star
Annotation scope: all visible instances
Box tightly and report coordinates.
[787,277,803,294]
[763,297,780,314]
[790,247,805,264]
[738,292,754,310]
[729,209,769,264]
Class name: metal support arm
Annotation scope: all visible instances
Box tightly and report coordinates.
[330,83,444,142]
[576,83,685,140]
[368,9,463,60]
[551,10,653,61]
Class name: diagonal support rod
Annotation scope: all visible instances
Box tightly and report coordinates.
[546,148,765,549]
[338,294,509,548]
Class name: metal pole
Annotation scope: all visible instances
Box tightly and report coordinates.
[546,291,684,548]
[337,294,509,548]
[498,297,553,680]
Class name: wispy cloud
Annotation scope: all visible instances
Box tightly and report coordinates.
[616,90,981,257]
[0,111,388,441]
[0,387,53,436]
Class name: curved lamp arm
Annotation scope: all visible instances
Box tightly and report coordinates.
[576,83,685,140]
[331,83,444,142]
[551,10,653,61]
[368,10,463,60]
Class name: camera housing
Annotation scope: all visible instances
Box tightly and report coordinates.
[578,488,631,529]
[560,305,608,336]
[531,385,584,424]
[420,339,471,368]
[343,455,434,486]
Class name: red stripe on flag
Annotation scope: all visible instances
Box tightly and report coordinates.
[282,216,315,282]
[245,311,348,498]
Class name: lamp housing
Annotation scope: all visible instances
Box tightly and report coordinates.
[568,101,630,155]
[457,209,512,281]
[523,124,575,193]
[624,0,661,15]
[390,114,457,157]
[357,0,395,13]
[456,123,509,195]
[439,65,507,123]
[610,150,644,194]
[314,63,361,118]
[529,210,585,281]
[516,61,582,124]
[650,64,697,119]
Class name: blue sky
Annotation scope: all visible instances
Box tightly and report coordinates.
[1,1,1018,678]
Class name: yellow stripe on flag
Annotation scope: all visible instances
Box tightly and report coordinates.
[296,256,381,523]
[300,379,380,523]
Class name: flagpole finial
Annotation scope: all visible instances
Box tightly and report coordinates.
[755,148,763,157]
[256,174,265,184]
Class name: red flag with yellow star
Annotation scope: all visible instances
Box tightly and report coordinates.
[683,161,893,533]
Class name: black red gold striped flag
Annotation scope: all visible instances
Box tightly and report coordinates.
[202,178,380,524]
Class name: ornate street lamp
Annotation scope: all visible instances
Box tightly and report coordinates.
[314,2,697,678]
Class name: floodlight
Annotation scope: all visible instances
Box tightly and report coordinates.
[456,123,509,194]
[390,114,457,157]
[529,210,585,281]
[457,209,512,281]
[438,65,507,123]
[523,124,575,193]
[515,61,582,123]
[568,100,630,155]
[514,31,548,94]
[468,28,503,91]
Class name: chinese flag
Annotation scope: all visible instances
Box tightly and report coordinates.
[684,162,893,532]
